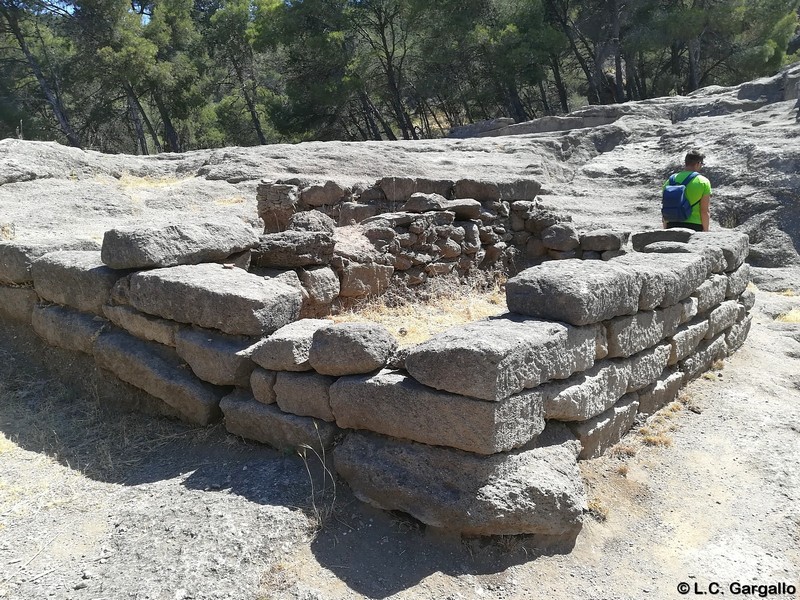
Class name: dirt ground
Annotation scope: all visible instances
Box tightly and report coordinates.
[1,288,799,600]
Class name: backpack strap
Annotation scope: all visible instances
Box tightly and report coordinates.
[681,171,701,206]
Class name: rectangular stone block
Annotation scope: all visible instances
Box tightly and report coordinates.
[542,360,631,422]
[568,394,640,460]
[506,260,642,325]
[250,367,277,404]
[611,252,709,310]
[604,303,684,359]
[274,371,336,422]
[692,274,728,313]
[220,390,338,453]
[175,327,257,387]
[94,329,225,425]
[689,231,749,272]
[0,286,38,324]
[705,300,740,339]
[404,316,600,401]
[0,239,100,284]
[31,304,107,355]
[250,318,332,372]
[126,263,301,337]
[669,318,710,365]
[679,335,727,380]
[725,314,753,354]
[637,369,684,416]
[726,263,751,299]
[329,370,544,455]
[102,304,181,347]
[626,343,671,392]
[32,251,124,315]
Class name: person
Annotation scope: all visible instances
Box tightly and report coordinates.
[662,150,712,232]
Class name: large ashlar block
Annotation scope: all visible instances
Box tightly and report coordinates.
[604,302,685,358]
[250,368,277,404]
[692,274,728,313]
[568,394,640,459]
[101,221,259,270]
[250,318,332,372]
[0,239,100,284]
[542,361,631,422]
[251,231,335,268]
[102,304,181,347]
[31,251,124,315]
[705,300,740,339]
[333,431,586,536]
[506,260,642,325]
[329,370,544,455]
[31,304,106,355]
[679,334,727,380]
[126,263,302,337]
[274,371,336,422]
[669,318,710,365]
[726,263,751,299]
[308,322,398,376]
[626,343,671,392]
[404,316,601,402]
[637,369,684,416]
[739,289,755,312]
[725,314,753,354]
[687,230,749,272]
[94,329,225,425]
[220,389,339,453]
[0,286,38,324]
[631,229,695,251]
[175,327,257,387]
[611,252,708,310]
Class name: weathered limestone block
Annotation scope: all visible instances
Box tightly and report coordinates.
[679,334,727,380]
[94,329,225,425]
[250,368,277,404]
[543,360,631,422]
[31,304,106,355]
[100,221,259,270]
[297,267,339,307]
[626,343,671,392]
[684,241,727,275]
[725,314,753,354]
[705,300,740,339]
[405,316,600,402]
[274,371,336,422]
[568,394,640,460]
[688,230,749,272]
[330,370,544,454]
[0,239,100,284]
[669,318,710,365]
[692,274,728,313]
[726,263,751,298]
[175,327,257,387]
[506,260,642,326]
[453,179,501,202]
[287,210,337,234]
[630,228,695,251]
[739,289,756,312]
[435,238,462,259]
[338,202,379,225]
[611,252,708,311]
[0,286,38,323]
[402,193,482,220]
[378,177,420,202]
[32,251,124,315]
[640,241,692,254]
[309,322,398,376]
[257,182,299,233]
[337,262,394,298]
[541,223,580,251]
[102,304,181,347]
[456,221,481,254]
[220,389,338,453]
[299,181,347,207]
[333,431,586,536]
[604,304,684,359]
[579,230,627,252]
[637,369,684,416]
[126,264,301,337]
[251,231,335,268]
[250,319,332,372]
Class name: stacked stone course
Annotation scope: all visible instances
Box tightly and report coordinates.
[0,184,753,539]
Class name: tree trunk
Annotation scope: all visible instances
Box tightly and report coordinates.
[546,0,601,104]
[550,55,570,113]
[359,92,382,140]
[127,91,148,155]
[153,93,180,152]
[0,5,81,147]
[231,57,267,145]
[126,83,162,153]
[687,38,700,92]
[610,0,625,102]
[507,82,528,122]
[537,80,552,116]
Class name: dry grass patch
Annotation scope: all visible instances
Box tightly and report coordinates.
[608,443,638,458]
[115,174,186,189]
[587,497,609,522]
[332,276,507,346]
[776,308,800,323]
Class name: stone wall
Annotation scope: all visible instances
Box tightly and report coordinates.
[0,204,752,538]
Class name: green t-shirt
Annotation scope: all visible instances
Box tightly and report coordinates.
[662,171,712,225]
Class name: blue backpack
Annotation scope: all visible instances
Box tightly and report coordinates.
[661,171,699,222]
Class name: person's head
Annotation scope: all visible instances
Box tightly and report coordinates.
[685,149,705,170]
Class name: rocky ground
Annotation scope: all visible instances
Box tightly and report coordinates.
[0,286,798,600]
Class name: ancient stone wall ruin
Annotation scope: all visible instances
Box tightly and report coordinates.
[0,181,753,538]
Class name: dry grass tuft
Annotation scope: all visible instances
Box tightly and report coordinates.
[615,464,630,477]
[115,174,185,189]
[214,196,246,206]
[587,497,609,522]
[609,444,637,458]
[776,308,800,323]
[778,288,796,296]
[332,274,507,346]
